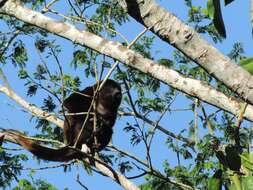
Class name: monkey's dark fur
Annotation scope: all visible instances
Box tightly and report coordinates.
[13,79,122,162]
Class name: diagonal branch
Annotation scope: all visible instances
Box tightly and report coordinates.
[0,73,196,189]
[0,0,253,121]
[120,111,195,146]
[118,0,253,105]
[0,85,64,127]
[0,69,140,190]
[0,130,140,190]
[0,0,252,123]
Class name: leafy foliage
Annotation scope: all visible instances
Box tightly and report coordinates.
[240,57,253,75]
[1,0,253,190]
[12,178,58,190]
[0,149,28,189]
[207,0,226,38]
[11,41,28,68]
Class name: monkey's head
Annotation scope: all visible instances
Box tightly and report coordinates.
[96,79,122,117]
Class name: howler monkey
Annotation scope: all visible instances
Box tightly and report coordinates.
[12,79,122,162]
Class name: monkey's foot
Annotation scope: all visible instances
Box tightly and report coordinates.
[81,144,90,154]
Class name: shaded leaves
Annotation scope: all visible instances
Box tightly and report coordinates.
[11,41,28,68]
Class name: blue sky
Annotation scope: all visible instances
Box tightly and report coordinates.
[1,0,253,189]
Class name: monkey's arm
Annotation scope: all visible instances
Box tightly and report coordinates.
[4,131,87,162]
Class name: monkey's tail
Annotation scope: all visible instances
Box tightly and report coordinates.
[10,132,85,162]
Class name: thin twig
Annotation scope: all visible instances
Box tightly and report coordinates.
[148,94,177,149]
[108,145,197,190]
[194,99,199,144]
[99,26,150,91]
[46,8,129,44]
[236,102,248,128]
[41,0,59,13]
[0,30,21,55]
[108,145,149,168]
[201,104,214,135]
[118,111,195,146]
[76,173,89,190]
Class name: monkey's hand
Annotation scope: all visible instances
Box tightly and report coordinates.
[81,144,91,154]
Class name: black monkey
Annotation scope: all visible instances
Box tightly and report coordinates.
[12,79,122,162]
[63,79,122,152]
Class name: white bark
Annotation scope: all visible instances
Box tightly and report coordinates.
[0,0,8,8]
[118,0,253,105]
[0,85,64,127]
[0,0,253,122]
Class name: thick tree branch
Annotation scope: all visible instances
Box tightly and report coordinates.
[0,85,64,127]
[0,131,140,190]
[0,129,198,190]
[118,0,253,104]
[0,0,253,123]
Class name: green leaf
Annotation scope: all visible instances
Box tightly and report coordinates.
[213,0,226,38]
[202,8,209,17]
[207,0,226,37]
[27,84,38,97]
[12,178,58,190]
[240,152,253,173]
[208,169,222,190]
[18,69,28,79]
[224,0,234,6]
[229,173,242,190]
[158,58,174,67]
[240,57,253,74]
[241,176,253,190]
[11,41,28,67]
[82,161,93,175]
[35,38,50,52]
[207,0,215,19]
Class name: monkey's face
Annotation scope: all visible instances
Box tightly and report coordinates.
[96,80,122,117]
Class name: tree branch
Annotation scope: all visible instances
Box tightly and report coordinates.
[0,130,140,190]
[1,0,252,123]
[0,0,8,8]
[0,85,64,127]
[0,71,140,190]
[120,111,195,146]
[118,0,253,104]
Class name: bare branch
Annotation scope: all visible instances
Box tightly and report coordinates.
[194,99,199,144]
[200,104,214,135]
